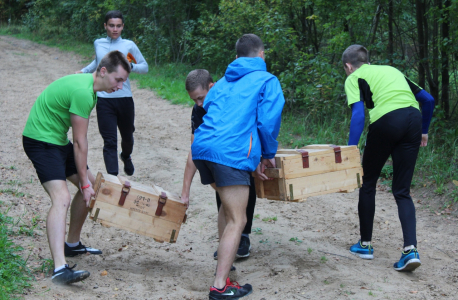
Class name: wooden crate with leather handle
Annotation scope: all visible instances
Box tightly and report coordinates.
[89,172,187,243]
[254,144,363,202]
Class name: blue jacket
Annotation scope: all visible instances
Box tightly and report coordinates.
[192,57,285,171]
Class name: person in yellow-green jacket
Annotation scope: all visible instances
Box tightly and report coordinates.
[342,44,434,272]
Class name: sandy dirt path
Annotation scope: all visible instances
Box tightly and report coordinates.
[1,35,457,300]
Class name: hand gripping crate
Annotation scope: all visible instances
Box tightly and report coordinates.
[89,172,187,243]
[254,145,363,202]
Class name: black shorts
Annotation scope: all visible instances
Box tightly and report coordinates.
[22,135,79,184]
[193,160,251,187]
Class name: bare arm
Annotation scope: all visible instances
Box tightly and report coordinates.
[70,113,95,206]
[181,134,196,207]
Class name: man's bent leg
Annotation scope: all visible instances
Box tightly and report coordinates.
[214,185,248,289]
[42,180,72,268]
[66,171,95,243]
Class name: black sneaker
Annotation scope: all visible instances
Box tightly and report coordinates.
[120,153,134,176]
[235,235,251,259]
[64,242,102,257]
[209,278,252,300]
[52,264,90,284]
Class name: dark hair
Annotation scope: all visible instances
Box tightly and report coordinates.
[236,34,264,58]
[97,50,131,75]
[342,45,369,68]
[185,69,214,92]
[105,10,124,24]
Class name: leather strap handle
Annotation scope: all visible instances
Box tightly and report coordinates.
[155,192,167,216]
[118,181,131,206]
[296,149,309,168]
[330,145,342,163]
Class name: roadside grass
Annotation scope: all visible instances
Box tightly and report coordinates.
[0,204,33,300]
[2,25,458,203]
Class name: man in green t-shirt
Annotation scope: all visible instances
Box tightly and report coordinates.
[23,51,131,285]
[342,45,434,272]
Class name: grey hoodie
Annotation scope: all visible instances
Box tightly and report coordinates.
[81,36,148,98]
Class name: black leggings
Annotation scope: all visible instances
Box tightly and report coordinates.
[359,107,421,247]
[216,176,257,235]
[96,97,135,176]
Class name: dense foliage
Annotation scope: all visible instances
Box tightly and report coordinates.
[2,0,456,120]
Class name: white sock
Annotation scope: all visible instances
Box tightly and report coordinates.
[404,245,415,252]
[54,264,67,273]
[361,241,371,246]
[66,241,80,248]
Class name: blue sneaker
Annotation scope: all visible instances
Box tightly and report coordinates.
[393,248,421,272]
[349,240,374,259]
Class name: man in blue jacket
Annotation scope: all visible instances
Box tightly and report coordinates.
[77,10,148,176]
[192,34,285,299]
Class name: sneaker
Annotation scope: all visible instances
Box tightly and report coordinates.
[65,242,102,257]
[235,235,251,259]
[209,278,252,300]
[52,264,90,284]
[349,240,374,259]
[120,153,134,176]
[393,248,421,272]
[214,236,251,260]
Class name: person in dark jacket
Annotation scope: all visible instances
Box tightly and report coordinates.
[343,44,434,272]
[192,34,285,299]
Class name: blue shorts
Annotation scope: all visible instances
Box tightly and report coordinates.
[193,160,251,187]
[22,136,79,184]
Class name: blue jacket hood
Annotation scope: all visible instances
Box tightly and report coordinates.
[192,57,285,172]
[225,57,267,82]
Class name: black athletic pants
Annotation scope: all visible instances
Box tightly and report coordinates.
[96,97,135,176]
[216,176,257,235]
[359,106,421,247]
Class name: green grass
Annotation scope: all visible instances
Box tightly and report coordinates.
[131,64,194,106]
[261,216,277,222]
[277,110,352,149]
[0,205,33,299]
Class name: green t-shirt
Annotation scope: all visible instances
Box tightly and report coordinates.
[345,64,420,123]
[23,74,97,146]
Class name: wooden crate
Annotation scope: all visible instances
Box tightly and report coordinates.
[254,145,363,202]
[89,172,187,243]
